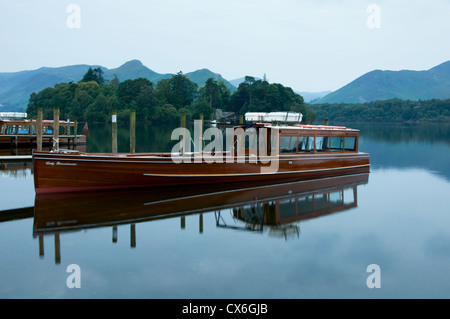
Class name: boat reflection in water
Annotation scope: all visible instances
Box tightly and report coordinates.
[33,173,369,263]
[216,173,367,240]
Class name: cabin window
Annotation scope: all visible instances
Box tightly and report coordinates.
[315,136,329,152]
[18,125,29,134]
[280,135,298,153]
[330,136,344,152]
[344,137,356,151]
[298,136,314,152]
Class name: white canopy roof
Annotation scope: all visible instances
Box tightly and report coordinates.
[245,112,303,123]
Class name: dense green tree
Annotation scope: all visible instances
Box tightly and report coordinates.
[116,78,157,121]
[198,78,231,112]
[151,104,179,123]
[27,69,319,124]
[226,77,310,122]
[80,67,105,85]
[201,78,219,109]
[156,72,198,109]
[191,100,215,120]
[310,98,450,123]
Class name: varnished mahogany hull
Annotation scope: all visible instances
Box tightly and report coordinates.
[33,150,370,194]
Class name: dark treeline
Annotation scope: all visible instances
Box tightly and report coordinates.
[26,68,314,124]
[311,99,450,123]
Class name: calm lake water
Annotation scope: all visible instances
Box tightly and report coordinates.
[1,121,449,299]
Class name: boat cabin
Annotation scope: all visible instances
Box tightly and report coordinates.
[277,125,359,153]
[243,112,360,155]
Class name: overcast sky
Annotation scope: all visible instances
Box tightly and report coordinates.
[1,0,450,92]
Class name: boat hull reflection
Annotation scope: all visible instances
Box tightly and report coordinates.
[33,173,369,237]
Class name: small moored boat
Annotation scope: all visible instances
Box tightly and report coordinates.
[0,117,86,149]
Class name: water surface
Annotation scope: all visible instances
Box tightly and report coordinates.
[0,122,449,299]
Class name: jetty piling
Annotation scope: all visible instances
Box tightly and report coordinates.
[53,107,59,151]
[112,226,118,243]
[180,113,186,156]
[37,108,43,151]
[74,120,78,147]
[130,110,136,153]
[112,110,118,153]
[131,224,136,248]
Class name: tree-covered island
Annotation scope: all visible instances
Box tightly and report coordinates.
[26,68,315,124]
[26,67,450,124]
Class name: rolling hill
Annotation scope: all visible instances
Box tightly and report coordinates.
[0,60,236,111]
[103,59,173,83]
[314,60,450,104]
[0,64,100,111]
[3,59,450,111]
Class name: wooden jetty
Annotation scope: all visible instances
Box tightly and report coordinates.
[0,109,86,152]
[0,118,86,149]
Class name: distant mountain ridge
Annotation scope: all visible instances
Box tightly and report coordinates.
[0,64,99,111]
[0,60,237,111]
[103,59,172,83]
[314,60,450,104]
[3,59,450,111]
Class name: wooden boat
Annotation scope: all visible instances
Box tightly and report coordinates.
[32,112,370,194]
[0,118,86,149]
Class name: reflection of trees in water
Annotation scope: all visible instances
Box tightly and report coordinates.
[0,163,31,178]
[87,121,450,153]
[346,122,450,181]
[340,122,450,144]
[86,122,180,153]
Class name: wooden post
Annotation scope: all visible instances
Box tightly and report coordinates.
[199,214,203,234]
[66,119,70,147]
[194,114,203,155]
[54,233,61,264]
[112,226,118,243]
[53,107,59,151]
[39,235,44,258]
[199,113,203,153]
[37,108,43,151]
[66,119,70,135]
[130,110,136,153]
[180,113,186,155]
[74,120,78,147]
[239,115,244,124]
[130,224,136,248]
[112,110,117,153]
